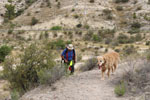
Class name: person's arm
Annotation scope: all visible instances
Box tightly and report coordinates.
[61,49,68,63]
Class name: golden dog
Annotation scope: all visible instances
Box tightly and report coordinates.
[97,52,120,80]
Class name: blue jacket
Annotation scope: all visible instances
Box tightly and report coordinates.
[61,48,75,61]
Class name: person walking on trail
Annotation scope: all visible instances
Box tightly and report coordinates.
[61,44,76,75]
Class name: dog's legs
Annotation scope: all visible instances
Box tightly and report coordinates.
[101,67,106,80]
[111,66,114,74]
[107,67,110,78]
[114,63,117,72]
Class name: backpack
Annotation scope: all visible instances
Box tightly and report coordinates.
[62,48,75,62]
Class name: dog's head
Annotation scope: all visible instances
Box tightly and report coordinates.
[97,56,106,69]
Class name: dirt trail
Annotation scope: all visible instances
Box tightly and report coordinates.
[20,62,129,100]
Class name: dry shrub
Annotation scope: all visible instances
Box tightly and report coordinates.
[79,58,97,72]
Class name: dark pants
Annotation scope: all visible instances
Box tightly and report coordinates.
[65,60,74,74]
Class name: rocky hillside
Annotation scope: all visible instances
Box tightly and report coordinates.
[0,0,150,31]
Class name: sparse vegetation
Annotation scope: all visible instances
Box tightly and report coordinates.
[79,58,97,72]
[3,43,56,94]
[49,39,65,49]
[89,0,95,3]
[8,29,13,34]
[25,0,38,6]
[123,45,136,55]
[146,41,150,45]
[128,22,141,34]
[115,0,129,3]
[103,9,111,15]
[117,34,129,44]
[83,30,93,41]
[31,17,39,25]
[73,14,79,19]
[92,34,101,42]
[144,14,150,21]
[98,28,115,38]
[114,81,126,96]
[146,49,150,60]
[51,26,62,30]
[133,13,136,19]
[116,6,123,11]
[76,23,82,28]
[131,22,141,29]
[120,59,150,96]
[57,2,61,8]
[11,89,20,100]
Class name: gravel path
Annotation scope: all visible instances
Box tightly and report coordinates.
[20,62,130,100]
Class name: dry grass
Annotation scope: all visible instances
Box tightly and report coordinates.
[115,57,150,96]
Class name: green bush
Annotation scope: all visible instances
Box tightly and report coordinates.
[133,13,136,19]
[106,15,113,20]
[11,89,20,100]
[144,14,150,21]
[31,17,38,25]
[115,0,129,3]
[84,24,90,29]
[135,33,142,41]
[49,39,65,49]
[117,34,129,44]
[51,26,62,30]
[3,43,55,94]
[0,45,12,62]
[92,34,101,42]
[146,41,150,45]
[98,28,115,38]
[65,40,72,45]
[131,22,141,29]
[147,50,150,60]
[103,9,111,15]
[116,6,123,11]
[0,71,4,80]
[8,29,13,34]
[128,28,140,34]
[114,81,126,96]
[8,0,12,3]
[16,9,24,17]
[76,23,82,28]
[136,6,142,10]
[73,14,79,19]
[25,0,37,6]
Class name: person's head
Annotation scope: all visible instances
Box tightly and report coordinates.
[67,44,74,51]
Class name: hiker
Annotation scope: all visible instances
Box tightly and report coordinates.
[61,44,76,75]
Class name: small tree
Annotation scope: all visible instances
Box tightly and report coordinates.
[4,4,15,20]
[31,17,38,25]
